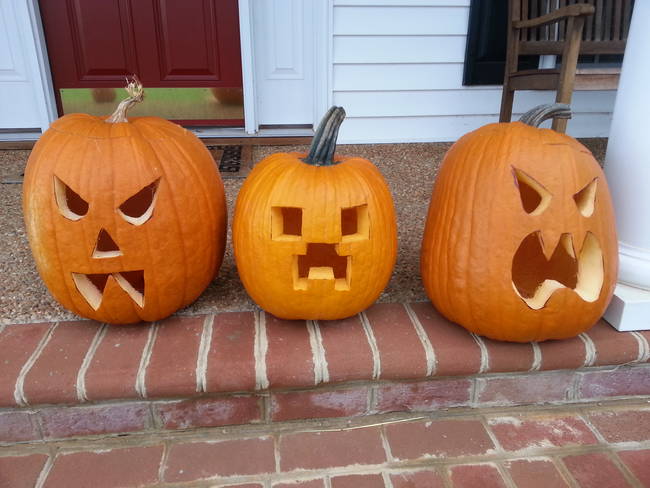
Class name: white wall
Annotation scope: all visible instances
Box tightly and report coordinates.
[332,0,616,143]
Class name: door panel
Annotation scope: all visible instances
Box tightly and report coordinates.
[39,0,243,125]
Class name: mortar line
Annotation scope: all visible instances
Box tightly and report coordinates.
[578,333,597,367]
[382,470,395,488]
[631,331,650,362]
[76,323,108,402]
[530,342,542,371]
[404,303,436,376]
[14,322,58,406]
[471,333,490,373]
[306,320,326,385]
[158,441,171,484]
[548,455,581,488]
[195,314,215,393]
[359,311,381,380]
[255,311,270,390]
[135,322,159,399]
[34,453,55,488]
[313,320,329,383]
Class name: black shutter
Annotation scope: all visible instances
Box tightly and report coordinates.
[463,0,538,86]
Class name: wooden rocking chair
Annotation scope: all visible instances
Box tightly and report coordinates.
[500,0,633,133]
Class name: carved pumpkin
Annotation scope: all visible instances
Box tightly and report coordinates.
[421,104,618,342]
[233,107,397,320]
[23,78,227,324]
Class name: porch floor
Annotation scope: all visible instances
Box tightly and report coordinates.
[3,399,650,487]
[0,139,608,325]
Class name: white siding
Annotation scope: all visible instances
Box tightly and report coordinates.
[332,1,615,143]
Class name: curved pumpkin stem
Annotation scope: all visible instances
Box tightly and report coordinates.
[105,75,144,124]
[519,103,571,128]
[303,106,346,166]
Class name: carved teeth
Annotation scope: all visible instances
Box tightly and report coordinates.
[72,270,144,310]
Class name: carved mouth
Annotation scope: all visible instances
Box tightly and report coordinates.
[293,243,350,291]
[71,270,144,310]
[511,231,603,310]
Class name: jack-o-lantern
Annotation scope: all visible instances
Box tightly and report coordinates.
[421,104,618,342]
[23,78,227,324]
[233,107,397,320]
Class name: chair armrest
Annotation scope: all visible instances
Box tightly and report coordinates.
[513,4,595,29]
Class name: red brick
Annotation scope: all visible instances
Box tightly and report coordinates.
[222,485,264,488]
[617,450,650,486]
[585,320,641,366]
[488,415,598,452]
[319,315,375,383]
[265,314,314,389]
[364,303,428,379]
[206,312,256,392]
[562,452,632,488]
[578,366,650,399]
[23,321,99,405]
[84,323,151,401]
[391,470,445,488]
[505,458,570,488]
[331,474,384,488]
[0,453,49,488]
[43,445,163,488]
[375,378,471,413]
[165,437,275,482]
[409,302,482,376]
[0,411,39,442]
[0,322,51,406]
[145,315,204,397]
[539,336,587,371]
[481,337,534,373]
[279,428,385,471]
[475,371,574,406]
[271,387,369,422]
[155,396,261,430]
[39,403,149,439]
[449,464,507,488]
[639,331,650,361]
[385,419,495,460]
[273,481,325,488]
[588,409,650,443]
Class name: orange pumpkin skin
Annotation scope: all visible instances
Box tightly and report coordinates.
[233,152,397,320]
[421,116,618,342]
[23,114,227,324]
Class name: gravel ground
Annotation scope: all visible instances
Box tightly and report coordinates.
[0,139,607,325]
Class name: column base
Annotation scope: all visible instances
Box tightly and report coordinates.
[604,283,650,331]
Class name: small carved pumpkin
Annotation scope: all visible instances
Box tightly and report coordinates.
[421,104,618,342]
[23,78,227,324]
[233,107,397,320]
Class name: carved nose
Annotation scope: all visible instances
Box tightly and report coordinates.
[92,229,122,259]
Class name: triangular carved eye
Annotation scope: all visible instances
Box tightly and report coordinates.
[574,178,598,217]
[513,168,552,216]
[54,175,88,221]
[117,179,160,225]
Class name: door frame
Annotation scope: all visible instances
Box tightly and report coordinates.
[237,0,332,134]
[24,0,331,136]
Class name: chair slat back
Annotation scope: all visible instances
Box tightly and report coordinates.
[513,0,633,54]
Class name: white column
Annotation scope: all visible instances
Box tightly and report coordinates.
[603,1,650,331]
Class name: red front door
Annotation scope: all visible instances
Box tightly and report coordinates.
[39,0,243,126]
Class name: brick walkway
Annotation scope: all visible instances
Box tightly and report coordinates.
[2,400,650,487]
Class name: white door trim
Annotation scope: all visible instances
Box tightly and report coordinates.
[238,0,257,134]
[26,0,57,132]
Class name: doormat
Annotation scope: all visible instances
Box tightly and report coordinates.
[1,144,254,184]
[207,144,254,179]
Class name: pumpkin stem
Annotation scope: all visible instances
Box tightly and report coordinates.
[105,75,144,124]
[303,106,346,166]
[519,103,572,128]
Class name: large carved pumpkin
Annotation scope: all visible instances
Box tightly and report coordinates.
[23,79,227,324]
[233,107,397,320]
[421,104,618,342]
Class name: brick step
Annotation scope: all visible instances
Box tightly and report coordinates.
[1,401,650,487]
[1,302,650,444]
